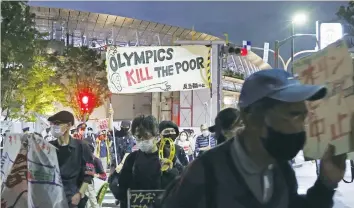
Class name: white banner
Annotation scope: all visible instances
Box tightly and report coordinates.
[1,134,69,208]
[294,40,354,159]
[1,133,22,183]
[106,45,210,93]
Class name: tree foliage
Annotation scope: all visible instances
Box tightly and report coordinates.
[1,1,47,120]
[337,1,354,33]
[51,46,110,121]
[10,56,66,121]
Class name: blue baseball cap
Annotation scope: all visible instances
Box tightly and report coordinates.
[238,69,327,108]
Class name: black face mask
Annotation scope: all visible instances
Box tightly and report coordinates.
[163,134,177,141]
[121,128,129,134]
[261,126,306,161]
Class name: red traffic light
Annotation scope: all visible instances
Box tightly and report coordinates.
[82,96,89,105]
[78,90,96,113]
[241,48,248,56]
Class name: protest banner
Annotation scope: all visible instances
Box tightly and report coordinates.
[127,189,164,208]
[97,118,109,131]
[1,134,69,208]
[106,45,210,93]
[294,39,354,159]
[1,134,22,183]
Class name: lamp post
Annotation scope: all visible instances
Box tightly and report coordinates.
[274,13,309,73]
[291,13,307,73]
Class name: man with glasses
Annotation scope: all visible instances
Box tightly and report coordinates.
[48,111,94,208]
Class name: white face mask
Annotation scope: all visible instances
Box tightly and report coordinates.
[51,125,65,138]
[202,131,209,137]
[180,135,187,141]
[137,138,155,153]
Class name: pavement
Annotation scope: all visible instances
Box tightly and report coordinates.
[101,188,116,208]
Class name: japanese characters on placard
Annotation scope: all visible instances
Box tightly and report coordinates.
[97,118,109,131]
[128,190,164,208]
[294,40,354,159]
[106,45,210,93]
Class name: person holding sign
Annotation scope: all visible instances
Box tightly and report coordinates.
[161,69,347,208]
[116,115,179,208]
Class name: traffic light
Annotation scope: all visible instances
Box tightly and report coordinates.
[221,44,247,56]
[78,90,96,114]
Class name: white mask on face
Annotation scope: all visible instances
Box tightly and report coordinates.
[51,125,66,138]
[202,130,209,137]
[137,138,155,153]
[180,135,187,141]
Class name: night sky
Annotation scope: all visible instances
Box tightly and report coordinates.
[29,1,348,66]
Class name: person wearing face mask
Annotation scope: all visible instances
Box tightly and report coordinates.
[95,130,111,173]
[84,127,95,147]
[208,108,241,144]
[116,115,178,208]
[48,111,94,208]
[160,69,347,208]
[110,120,136,173]
[158,120,189,168]
[194,124,217,158]
[176,131,194,162]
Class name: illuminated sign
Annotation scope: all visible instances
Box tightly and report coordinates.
[319,22,343,49]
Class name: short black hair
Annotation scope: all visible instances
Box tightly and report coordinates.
[131,115,159,138]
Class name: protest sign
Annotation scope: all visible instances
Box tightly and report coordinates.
[106,45,210,93]
[97,118,109,131]
[1,134,22,183]
[294,39,354,159]
[127,189,164,208]
[1,134,69,208]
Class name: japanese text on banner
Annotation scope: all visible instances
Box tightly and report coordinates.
[294,40,354,159]
[97,119,109,131]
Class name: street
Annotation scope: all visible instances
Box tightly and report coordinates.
[101,161,354,208]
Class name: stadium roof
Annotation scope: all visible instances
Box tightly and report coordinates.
[30,6,271,80]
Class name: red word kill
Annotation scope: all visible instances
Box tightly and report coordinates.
[125,67,153,86]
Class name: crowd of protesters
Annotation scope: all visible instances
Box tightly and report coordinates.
[1,69,351,208]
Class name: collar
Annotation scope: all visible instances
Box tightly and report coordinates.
[52,136,77,148]
[231,136,264,174]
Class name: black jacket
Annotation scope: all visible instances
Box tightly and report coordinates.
[118,150,179,208]
[161,138,335,208]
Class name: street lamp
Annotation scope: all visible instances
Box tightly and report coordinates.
[274,13,315,74]
[290,13,307,73]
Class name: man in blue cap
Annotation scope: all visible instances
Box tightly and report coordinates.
[161,69,347,208]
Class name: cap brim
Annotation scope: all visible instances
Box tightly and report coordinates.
[269,84,327,102]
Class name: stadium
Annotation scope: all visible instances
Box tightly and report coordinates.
[30,6,271,131]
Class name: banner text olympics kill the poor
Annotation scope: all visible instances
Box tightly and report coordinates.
[106,45,210,94]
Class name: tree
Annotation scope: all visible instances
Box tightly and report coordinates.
[9,56,66,121]
[337,1,354,33]
[1,1,44,119]
[52,46,110,121]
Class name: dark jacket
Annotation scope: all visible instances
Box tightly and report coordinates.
[110,133,136,168]
[118,150,179,208]
[161,139,335,208]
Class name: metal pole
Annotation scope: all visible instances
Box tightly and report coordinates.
[274,41,279,68]
[290,23,295,74]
